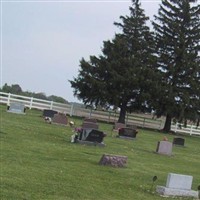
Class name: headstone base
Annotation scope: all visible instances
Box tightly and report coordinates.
[76,140,105,147]
[156,186,198,198]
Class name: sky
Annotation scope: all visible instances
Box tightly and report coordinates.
[1,0,164,103]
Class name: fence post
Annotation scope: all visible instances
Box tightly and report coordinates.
[190,125,193,136]
[50,101,53,110]
[30,97,33,109]
[7,93,11,105]
[89,108,92,118]
[143,118,146,128]
[70,103,74,117]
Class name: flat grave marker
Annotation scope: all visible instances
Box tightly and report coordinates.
[99,154,127,167]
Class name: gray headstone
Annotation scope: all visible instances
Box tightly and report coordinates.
[156,173,198,198]
[156,141,173,156]
[7,102,25,114]
[82,122,99,129]
[52,113,68,125]
[166,173,193,190]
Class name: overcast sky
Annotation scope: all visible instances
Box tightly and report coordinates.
[1,0,167,102]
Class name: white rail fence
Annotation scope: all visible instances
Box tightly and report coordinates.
[171,123,200,136]
[1,92,200,136]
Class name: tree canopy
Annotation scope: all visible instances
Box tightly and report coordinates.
[70,0,158,123]
[152,0,200,131]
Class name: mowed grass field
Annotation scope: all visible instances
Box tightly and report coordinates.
[0,104,200,200]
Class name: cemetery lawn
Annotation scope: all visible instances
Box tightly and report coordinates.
[0,104,200,200]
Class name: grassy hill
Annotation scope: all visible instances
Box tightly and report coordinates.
[1,105,199,200]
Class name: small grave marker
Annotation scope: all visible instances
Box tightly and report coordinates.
[7,102,25,114]
[52,113,68,125]
[99,154,127,167]
[173,137,185,146]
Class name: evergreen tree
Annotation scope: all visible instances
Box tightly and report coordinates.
[152,0,200,132]
[70,0,157,123]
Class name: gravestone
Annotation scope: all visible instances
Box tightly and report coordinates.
[82,122,99,130]
[156,141,173,156]
[7,102,25,114]
[43,109,57,118]
[156,173,198,198]
[83,118,97,123]
[99,154,127,168]
[118,127,138,139]
[173,137,185,146]
[77,129,106,146]
[113,122,126,131]
[52,113,68,125]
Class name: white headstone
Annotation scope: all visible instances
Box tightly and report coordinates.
[166,173,193,190]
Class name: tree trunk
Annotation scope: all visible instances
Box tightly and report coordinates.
[118,104,126,124]
[163,113,172,133]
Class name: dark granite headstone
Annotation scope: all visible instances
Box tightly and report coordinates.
[7,102,25,114]
[52,113,68,125]
[118,127,138,139]
[82,122,99,130]
[173,137,185,146]
[43,109,58,118]
[156,141,173,156]
[79,129,105,143]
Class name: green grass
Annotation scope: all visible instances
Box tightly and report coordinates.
[0,105,200,200]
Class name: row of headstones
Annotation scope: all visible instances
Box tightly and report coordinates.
[7,105,198,198]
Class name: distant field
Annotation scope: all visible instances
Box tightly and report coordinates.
[0,105,200,200]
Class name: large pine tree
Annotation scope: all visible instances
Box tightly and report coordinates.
[152,0,200,132]
[70,0,157,123]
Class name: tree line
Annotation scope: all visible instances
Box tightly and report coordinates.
[0,83,68,104]
[69,0,200,132]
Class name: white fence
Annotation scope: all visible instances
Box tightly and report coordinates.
[171,123,200,136]
[1,92,199,135]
